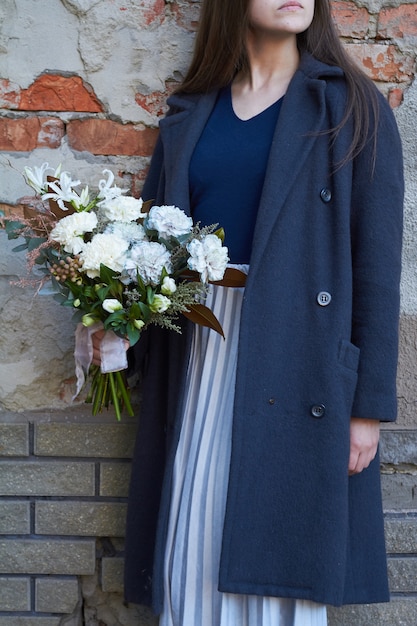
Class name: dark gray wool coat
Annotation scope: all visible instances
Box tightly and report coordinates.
[124,52,404,612]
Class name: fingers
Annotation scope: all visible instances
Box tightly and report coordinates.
[348,417,380,476]
[91,329,106,366]
[90,330,130,366]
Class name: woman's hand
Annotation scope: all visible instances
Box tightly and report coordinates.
[348,417,380,475]
[91,329,129,367]
[91,329,106,366]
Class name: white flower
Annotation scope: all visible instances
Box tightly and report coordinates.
[133,319,145,330]
[97,169,126,203]
[147,205,193,239]
[101,195,145,222]
[105,221,147,243]
[126,241,172,285]
[24,162,52,194]
[42,171,82,210]
[102,298,123,313]
[71,185,90,210]
[161,276,177,295]
[187,234,229,283]
[79,233,129,278]
[49,211,98,254]
[150,294,171,313]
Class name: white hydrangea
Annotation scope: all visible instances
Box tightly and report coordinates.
[147,205,193,239]
[49,211,98,254]
[187,234,229,283]
[126,241,172,285]
[101,195,145,222]
[79,233,129,278]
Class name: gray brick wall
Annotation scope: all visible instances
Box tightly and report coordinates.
[1,410,417,625]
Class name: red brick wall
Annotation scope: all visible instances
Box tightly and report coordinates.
[0,0,415,194]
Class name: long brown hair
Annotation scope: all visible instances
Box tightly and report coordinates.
[178,0,379,164]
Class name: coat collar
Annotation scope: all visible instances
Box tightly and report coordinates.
[158,53,344,272]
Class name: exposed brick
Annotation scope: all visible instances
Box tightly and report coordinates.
[135,81,179,117]
[0,615,61,626]
[19,74,103,112]
[328,598,417,626]
[0,461,95,496]
[388,557,417,592]
[102,556,124,592]
[0,423,29,456]
[378,4,417,40]
[35,501,127,537]
[331,0,370,39]
[380,430,417,465]
[0,539,95,575]
[35,423,136,458]
[35,577,79,613]
[0,78,21,108]
[0,117,64,151]
[67,119,159,156]
[388,87,405,108]
[0,502,30,534]
[141,0,165,26]
[385,518,417,554]
[171,1,201,31]
[0,577,30,611]
[381,471,417,509]
[345,43,415,82]
[100,462,131,496]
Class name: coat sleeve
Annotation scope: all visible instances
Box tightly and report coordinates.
[350,93,404,421]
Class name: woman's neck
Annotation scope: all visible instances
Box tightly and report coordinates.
[231,34,299,120]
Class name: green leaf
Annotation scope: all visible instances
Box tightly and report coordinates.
[27,237,47,251]
[12,243,29,253]
[126,323,141,346]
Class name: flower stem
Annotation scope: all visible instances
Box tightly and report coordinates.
[108,371,121,421]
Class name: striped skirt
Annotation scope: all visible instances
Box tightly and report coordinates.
[159,267,327,626]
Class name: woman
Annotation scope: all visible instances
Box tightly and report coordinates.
[100,0,404,624]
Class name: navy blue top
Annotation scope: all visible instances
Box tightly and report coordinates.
[189,85,283,263]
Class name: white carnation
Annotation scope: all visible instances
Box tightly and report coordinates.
[101,195,145,222]
[49,211,97,254]
[147,205,193,239]
[105,221,147,243]
[187,234,229,283]
[126,241,172,285]
[79,233,129,278]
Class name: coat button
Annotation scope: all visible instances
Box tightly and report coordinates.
[311,404,326,418]
[320,188,332,203]
[268,398,276,405]
[317,291,332,306]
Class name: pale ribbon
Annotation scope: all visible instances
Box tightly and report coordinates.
[73,322,128,399]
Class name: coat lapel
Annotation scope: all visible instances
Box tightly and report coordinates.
[158,91,219,215]
[249,68,329,276]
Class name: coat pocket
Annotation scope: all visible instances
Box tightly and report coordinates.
[338,339,360,373]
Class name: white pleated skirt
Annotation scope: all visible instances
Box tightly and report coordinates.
[160,267,327,626]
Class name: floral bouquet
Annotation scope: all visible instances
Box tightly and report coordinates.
[1,163,243,419]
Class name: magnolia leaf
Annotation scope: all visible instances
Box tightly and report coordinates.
[141,198,154,214]
[183,303,225,338]
[46,176,75,218]
[211,267,247,287]
[214,227,225,243]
